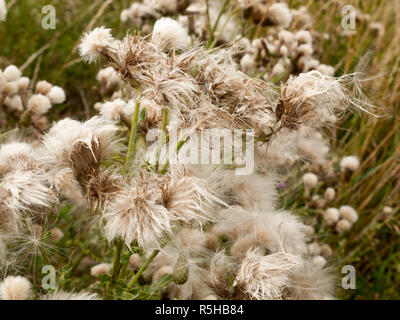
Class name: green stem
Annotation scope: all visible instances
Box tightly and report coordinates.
[126,249,160,291]
[125,102,141,167]
[160,137,188,174]
[206,0,231,48]
[69,250,85,277]
[118,261,129,281]
[155,107,168,171]
[111,239,123,283]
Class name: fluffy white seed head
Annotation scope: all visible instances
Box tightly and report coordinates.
[382,206,394,216]
[336,219,351,232]
[0,0,6,21]
[277,71,349,129]
[235,249,301,300]
[303,172,318,189]
[98,98,127,121]
[120,9,130,23]
[0,169,55,223]
[317,64,335,77]
[47,86,66,104]
[295,30,312,44]
[103,186,172,247]
[17,77,30,92]
[1,81,18,96]
[35,80,53,95]
[312,255,327,268]
[320,244,332,257]
[146,0,177,14]
[240,53,256,74]
[323,208,340,225]
[302,225,315,237]
[324,188,336,201]
[0,276,31,300]
[339,205,358,224]
[267,3,292,28]
[279,45,288,56]
[41,116,118,171]
[79,27,114,63]
[340,156,359,171]
[3,65,22,82]
[27,94,52,115]
[270,62,285,78]
[96,66,120,85]
[152,17,190,51]
[303,58,320,72]
[129,253,142,269]
[4,95,23,112]
[40,290,98,300]
[90,263,112,277]
[50,228,64,242]
[0,142,36,174]
[369,22,385,37]
[297,44,313,56]
[278,30,294,44]
[308,242,320,255]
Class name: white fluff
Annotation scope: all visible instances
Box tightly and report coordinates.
[0,0,6,21]
[47,86,66,104]
[96,66,120,84]
[295,30,312,44]
[317,64,335,77]
[323,208,340,225]
[35,80,53,95]
[0,142,36,174]
[4,95,23,112]
[152,17,190,51]
[145,0,176,14]
[3,65,21,82]
[98,98,127,121]
[268,3,292,28]
[303,172,318,189]
[235,249,301,300]
[336,219,351,232]
[0,276,31,300]
[90,263,112,277]
[324,187,336,201]
[79,27,114,63]
[40,290,98,300]
[27,94,52,115]
[339,205,358,223]
[340,156,359,171]
[17,77,30,91]
[297,44,313,56]
[312,256,327,268]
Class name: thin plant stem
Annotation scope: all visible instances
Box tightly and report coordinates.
[160,137,187,174]
[125,102,141,168]
[118,261,129,281]
[126,249,160,291]
[206,0,231,48]
[155,107,168,171]
[111,239,123,283]
[69,250,85,278]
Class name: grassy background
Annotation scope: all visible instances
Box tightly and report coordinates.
[1,0,399,299]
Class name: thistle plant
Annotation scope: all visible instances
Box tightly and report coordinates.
[0,0,394,301]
